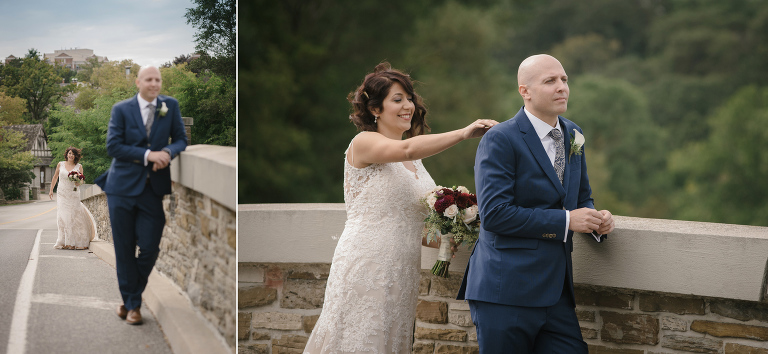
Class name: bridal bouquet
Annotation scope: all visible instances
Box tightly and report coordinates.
[67,170,84,191]
[422,186,481,277]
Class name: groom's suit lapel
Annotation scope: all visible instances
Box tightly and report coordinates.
[518,115,566,199]
[129,95,143,134]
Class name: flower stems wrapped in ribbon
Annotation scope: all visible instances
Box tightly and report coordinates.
[422,186,481,278]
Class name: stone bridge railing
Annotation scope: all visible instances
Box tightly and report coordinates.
[238,204,768,354]
[82,144,235,353]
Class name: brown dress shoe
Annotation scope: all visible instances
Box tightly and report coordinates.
[116,305,128,320]
[126,308,143,325]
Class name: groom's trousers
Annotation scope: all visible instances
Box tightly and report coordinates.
[468,277,587,354]
[107,183,165,311]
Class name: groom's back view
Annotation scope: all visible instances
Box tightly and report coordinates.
[457,55,614,353]
[95,66,187,325]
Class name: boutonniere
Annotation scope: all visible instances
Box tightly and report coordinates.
[157,102,168,117]
[568,129,584,163]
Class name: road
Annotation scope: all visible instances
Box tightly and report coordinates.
[0,198,172,353]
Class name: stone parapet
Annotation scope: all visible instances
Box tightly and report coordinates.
[83,145,235,352]
[238,204,768,353]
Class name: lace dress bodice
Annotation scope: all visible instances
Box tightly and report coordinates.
[54,162,93,249]
[304,140,436,353]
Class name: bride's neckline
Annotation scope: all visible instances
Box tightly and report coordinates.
[63,161,78,173]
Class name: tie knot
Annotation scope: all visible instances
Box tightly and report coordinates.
[549,128,562,140]
[148,103,155,111]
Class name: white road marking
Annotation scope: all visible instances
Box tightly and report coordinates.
[31,293,121,311]
[38,255,89,260]
[7,229,41,354]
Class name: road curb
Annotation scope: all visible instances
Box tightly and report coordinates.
[90,239,231,354]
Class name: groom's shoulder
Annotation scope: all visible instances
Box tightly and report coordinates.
[559,115,583,132]
[113,95,137,109]
[158,95,179,105]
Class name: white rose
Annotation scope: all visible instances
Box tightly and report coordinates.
[427,194,438,209]
[457,186,470,194]
[159,102,169,116]
[443,204,459,220]
[462,205,478,223]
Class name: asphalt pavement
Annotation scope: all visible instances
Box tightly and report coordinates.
[0,198,172,354]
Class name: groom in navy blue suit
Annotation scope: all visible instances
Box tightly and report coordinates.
[458,55,614,352]
[95,66,187,325]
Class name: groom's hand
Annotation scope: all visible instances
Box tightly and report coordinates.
[148,151,171,171]
[569,208,603,234]
[596,210,614,235]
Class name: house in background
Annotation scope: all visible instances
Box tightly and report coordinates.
[3,124,54,195]
[44,48,107,71]
[3,54,17,65]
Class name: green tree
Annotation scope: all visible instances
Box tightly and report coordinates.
[403,1,515,191]
[48,91,130,184]
[566,75,670,218]
[76,57,104,84]
[185,0,236,78]
[0,127,36,199]
[0,92,28,125]
[669,86,768,226]
[8,58,64,123]
[162,65,235,146]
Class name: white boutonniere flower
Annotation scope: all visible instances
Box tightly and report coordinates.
[568,129,585,163]
[158,102,168,117]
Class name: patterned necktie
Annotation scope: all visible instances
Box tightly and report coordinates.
[146,103,155,137]
[549,128,565,184]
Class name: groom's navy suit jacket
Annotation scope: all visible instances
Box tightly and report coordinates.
[96,94,187,196]
[458,107,594,308]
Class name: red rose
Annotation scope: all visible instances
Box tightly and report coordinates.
[456,193,471,209]
[434,195,455,214]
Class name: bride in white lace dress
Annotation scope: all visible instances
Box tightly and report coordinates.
[48,147,94,250]
[304,63,497,354]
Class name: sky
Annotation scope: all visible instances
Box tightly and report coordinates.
[0,0,198,67]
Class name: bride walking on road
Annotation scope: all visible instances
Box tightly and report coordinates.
[303,62,497,353]
[48,146,95,250]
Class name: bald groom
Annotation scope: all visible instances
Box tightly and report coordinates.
[457,55,614,353]
[96,66,187,325]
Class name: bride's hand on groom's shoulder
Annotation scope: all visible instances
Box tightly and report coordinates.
[462,119,499,140]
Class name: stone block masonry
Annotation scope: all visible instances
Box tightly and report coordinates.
[156,181,236,347]
[239,265,768,353]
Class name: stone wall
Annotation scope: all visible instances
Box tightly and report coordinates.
[158,181,237,348]
[238,205,768,354]
[238,264,768,354]
[81,188,111,242]
[82,144,236,350]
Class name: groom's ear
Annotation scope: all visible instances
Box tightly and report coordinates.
[518,85,530,100]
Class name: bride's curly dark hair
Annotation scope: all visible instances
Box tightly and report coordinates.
[64,146,82,164]
[348,62,430,138]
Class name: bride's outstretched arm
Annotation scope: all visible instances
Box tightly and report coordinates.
[352,119,498,168]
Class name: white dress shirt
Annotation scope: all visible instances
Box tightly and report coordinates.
[136,95,157,166]
[523,107,570,243]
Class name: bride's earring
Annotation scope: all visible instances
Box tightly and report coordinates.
[374,116,378,124]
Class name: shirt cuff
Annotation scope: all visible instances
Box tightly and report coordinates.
[144,149,150,166]
[563,210,570,243]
